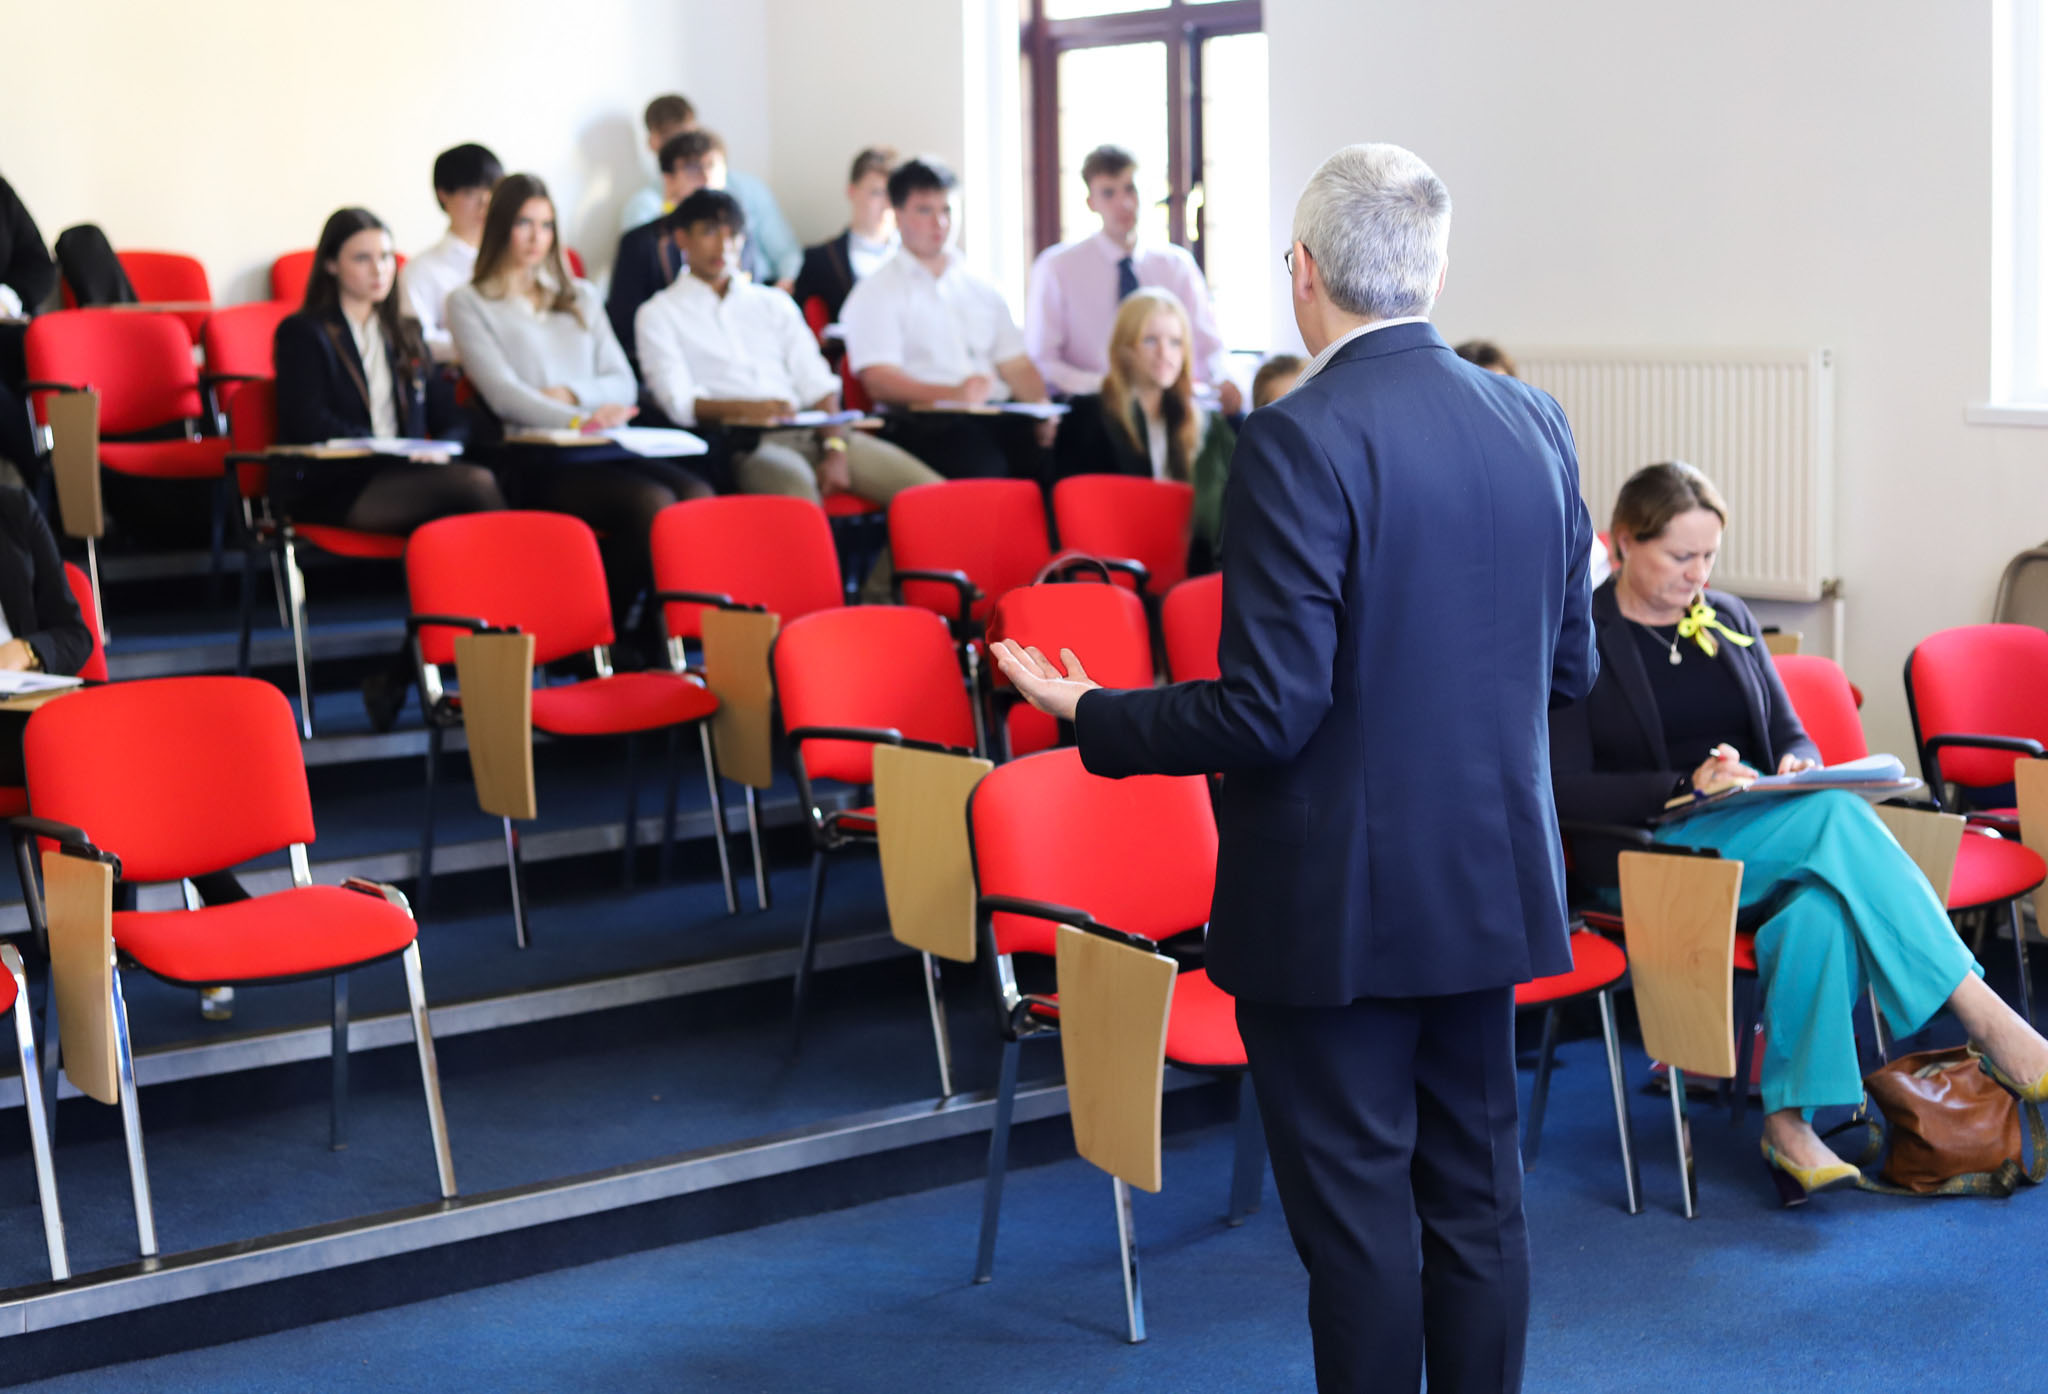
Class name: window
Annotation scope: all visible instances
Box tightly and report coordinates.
[1023,0,1269,351]
[1995,0,2048,404]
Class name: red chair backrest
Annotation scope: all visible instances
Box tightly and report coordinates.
[24,309,204,435]
[986,582,1155,756]
[201,299,293,400]
[565,247,587,280]
[650,497,843,641]
[1161,572,1223,682]
[1772,654,1867,765]
[1906,624,2048,789]
[407,512,613,668]
[888,480,1051,625]
[64,562,107,684]
[970,746,1217,959]
[226,377,276,500]
[1052,475,1194,595]
[838,351,872,413]
[271,249,317,304]
[772,606,977,786]
[116,251,211,339]
[25,677,315,883]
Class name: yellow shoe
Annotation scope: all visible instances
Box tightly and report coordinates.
[1760,1140,1860,1206]
[1976,1049,2048,1103]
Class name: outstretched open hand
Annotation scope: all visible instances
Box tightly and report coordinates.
[990,639,1099,723]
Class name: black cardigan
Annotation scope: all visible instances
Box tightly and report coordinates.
[1549,580,1819,829]
[272,309,467,446]
[0,487,90,676]
[0,176,56,313]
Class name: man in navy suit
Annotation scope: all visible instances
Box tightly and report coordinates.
[994,143,1596,1394]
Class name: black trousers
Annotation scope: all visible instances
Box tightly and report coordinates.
[506,449,713,629]
[1234,986,1527,1394]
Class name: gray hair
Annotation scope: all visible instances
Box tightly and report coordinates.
[1291,144,1451,320]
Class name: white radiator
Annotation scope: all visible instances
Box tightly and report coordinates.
[1515,349,1836,602]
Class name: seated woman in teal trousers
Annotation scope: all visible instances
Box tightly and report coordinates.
[1550,461,2048,1197]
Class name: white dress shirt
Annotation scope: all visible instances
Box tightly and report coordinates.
[345,311,400,439]
[635,274,839,428]
[838,248,1028,401]
[399,232,477,365]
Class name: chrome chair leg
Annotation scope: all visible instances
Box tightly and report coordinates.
[330,973,349,1151]
[745,786,770,911]
[84,538,106,645]
[1227,1071,1265,1225]
[110,964,158,1257]
[402,943,457,1198]
[965,643,988,758]
[621,733,640,889]
[1730,977,1759,1126]
[973,1037,1021,1283]
[699,725,738,915]
[1524,1007,1561,1164]
[504,817,530,950]
[1597,990,1642,1216]
[283,534,313,740]
[1670,1065,1696,1220]
[417,723,443,915]
[790,849,829,1054]
[921,952,954,1099]
[1113,1175,1146,1344]
[6,946,67,1280]
[2011,901,2035,1029]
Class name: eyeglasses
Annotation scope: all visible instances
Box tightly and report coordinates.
[1283,243,1310,275]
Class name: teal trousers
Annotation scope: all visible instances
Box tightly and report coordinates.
[1652,790,1980,1116]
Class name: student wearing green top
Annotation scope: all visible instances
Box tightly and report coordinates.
[1051,286,1236,572]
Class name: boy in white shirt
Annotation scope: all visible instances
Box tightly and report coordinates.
[838,157,1057,479]
[399,143,501,365]
[637,190,937,506]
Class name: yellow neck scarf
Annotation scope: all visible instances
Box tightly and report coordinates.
[1675,598,1754,659]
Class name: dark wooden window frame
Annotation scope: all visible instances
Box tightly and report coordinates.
[1021,0,1264,265]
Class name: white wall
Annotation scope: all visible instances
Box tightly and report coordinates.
[1266,0,2020,754]
[0,0,770,301]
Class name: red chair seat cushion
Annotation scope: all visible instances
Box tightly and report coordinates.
[113,885,416,986]
[1515,930,1627,1006]
[296,524,407,560]
[1949,833,2048,909]
[829,806,877,835]
[822,492,882,518]
[0,963,12,1015]
[100,437,229,480]
[1162,967,1246,1069]
[1734,930,1757,974]
[529,673,718,737]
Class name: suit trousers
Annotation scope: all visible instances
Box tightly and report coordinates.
[1234,986,1527,1394]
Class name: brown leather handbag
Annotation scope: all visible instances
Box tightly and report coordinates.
[1860,1047,2046,1196]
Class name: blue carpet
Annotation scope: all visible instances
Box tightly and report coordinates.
[13,1026,2048,1392]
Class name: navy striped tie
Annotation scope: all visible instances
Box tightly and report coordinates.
[1117,255,1139,302]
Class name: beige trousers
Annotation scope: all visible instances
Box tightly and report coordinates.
[734,429,941,601]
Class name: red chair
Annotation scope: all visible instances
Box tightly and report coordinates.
[967,746,1261,1320]
[1515,928,1640,1214]
[225,379,411,737]
[1904,625,2048,832]
[271,249,317,304]
[985,582,1154,757]
[887,479,1053,632]
[24,309,238,602]
[200,299,292,411]
[771,606,981,1050]
[650,496,848,904]
[62,251,212,340]
[1160,572,1222,682]
[20,677,456,1257]
[406,512,734,939]
[1051,475,1190,596]
[801,296,832,344]
[565,247,587,279]
[1805,646,2048,1027]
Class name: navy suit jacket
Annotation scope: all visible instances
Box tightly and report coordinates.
[1073,322,1597,1006]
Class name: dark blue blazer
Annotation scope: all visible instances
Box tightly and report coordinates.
[272,309,466,446]
[1073,322,1597,1006]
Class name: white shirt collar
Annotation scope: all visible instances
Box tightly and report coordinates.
[1295,316,1431,386]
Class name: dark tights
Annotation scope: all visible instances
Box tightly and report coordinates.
[339,463,506,534]
[520,457,713,628]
